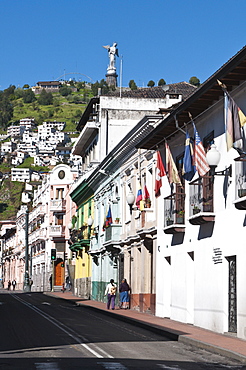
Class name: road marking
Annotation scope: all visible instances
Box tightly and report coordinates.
[12,294,113,359]
[157,365,180,369]
[97,362,128,369]
[35,363,60,370]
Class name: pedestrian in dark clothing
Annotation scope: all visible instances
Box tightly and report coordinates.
[12,280,16,291]
[49,275,52,291]
[7,280,11,291]
[119,278,130,309]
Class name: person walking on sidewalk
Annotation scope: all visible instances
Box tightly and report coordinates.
[105,279,117,310]
[7,280,11,291]
[12,280,16,291]
[119,278,130,309]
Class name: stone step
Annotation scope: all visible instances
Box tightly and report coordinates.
[53,285,62,292]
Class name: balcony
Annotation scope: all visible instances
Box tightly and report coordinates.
[105,223,121,242]
[103,224,122,253]
[188,177,215,225]
[50,199,66,212]
[49,225,65,237]
[29,227,46,244]
[37,204,45,215]
[233,167,246,210]
[68,227,90,251]
[163,192,185,234]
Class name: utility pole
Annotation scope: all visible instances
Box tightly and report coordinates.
[23,207,31,292]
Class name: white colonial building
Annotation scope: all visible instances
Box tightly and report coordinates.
[138,46,246,340]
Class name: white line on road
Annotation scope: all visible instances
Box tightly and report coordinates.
[157,365,180,369]
[12,294,113,359]
[35,363,60,370]
[97,362,128,370]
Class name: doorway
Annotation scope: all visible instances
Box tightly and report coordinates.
[54,258,64,286]
[227,255,237,333]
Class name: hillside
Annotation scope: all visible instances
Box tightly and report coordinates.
[0,178,25,220]
[12,88,93,132]
[0,83,95,220]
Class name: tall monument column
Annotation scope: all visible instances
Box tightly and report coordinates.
[103,42,119,87]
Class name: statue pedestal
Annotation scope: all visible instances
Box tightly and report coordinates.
[106,67,118,87]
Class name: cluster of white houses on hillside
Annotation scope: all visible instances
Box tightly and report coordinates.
[1,47,246,341]
[1,119,82,181]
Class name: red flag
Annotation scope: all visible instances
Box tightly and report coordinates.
[155,151,166,197]
[143,184,150,200]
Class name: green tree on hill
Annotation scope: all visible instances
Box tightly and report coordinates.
[189,76,200,87]
[129,80,137,90]
[0,95,13,129]
[147,80,155,87]
[4,85,16,100]
[91,79,109,96]
[23,89,36,104]
[59,85,72,96]
[158,78,166,86]
[38,89,53,105]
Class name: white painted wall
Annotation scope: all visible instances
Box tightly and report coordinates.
[155,82,246,340]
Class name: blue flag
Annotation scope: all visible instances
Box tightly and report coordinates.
[105,205,112,227]
[183,131,196,181]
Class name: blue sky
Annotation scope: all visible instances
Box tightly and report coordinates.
[0,0,245,90]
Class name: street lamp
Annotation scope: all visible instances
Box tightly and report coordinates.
[206,144,232,182]
[22,191,32,292]
[126,189,135,215]
[87,216,93,238]
[23,206,31,292]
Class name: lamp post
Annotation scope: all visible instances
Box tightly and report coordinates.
[126,189,135,215]
[23,206,31,292]
[206,144,232,182]
[87,216,93,238]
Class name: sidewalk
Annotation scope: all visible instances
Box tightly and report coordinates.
[45,290,246,364]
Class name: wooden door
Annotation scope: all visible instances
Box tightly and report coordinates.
[54,259,64,286]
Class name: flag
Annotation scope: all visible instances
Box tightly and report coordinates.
[102,211,107,231]
[165,142,182,185]
[225,91,246,151]
[192,122,210,177]
[143,184,150,200]
[136,185,143,209]
[105,205,112,227]
[155,151,166,197]
[183,131,196,181]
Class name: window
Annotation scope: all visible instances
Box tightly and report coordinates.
[55,214,63,225]
[56,188,64,199]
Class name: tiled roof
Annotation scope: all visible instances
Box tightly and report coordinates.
[104,82,196,101]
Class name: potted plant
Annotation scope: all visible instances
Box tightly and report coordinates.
[115,218,120,224]
[193,205,200,215]
[145,198,151,208]
[176,210,185,224]
[166,217,173,226]
[238,188,246,198]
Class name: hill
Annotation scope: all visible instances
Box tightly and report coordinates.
[12,86,93,132]
[0,178,25,220]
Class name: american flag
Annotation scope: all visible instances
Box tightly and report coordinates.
[193,122,210,177]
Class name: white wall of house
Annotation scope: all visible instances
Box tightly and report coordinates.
[155,81,246,340]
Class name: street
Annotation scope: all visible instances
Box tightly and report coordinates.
[0,291,244,370]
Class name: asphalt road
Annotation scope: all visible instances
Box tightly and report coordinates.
[0,291,244,370]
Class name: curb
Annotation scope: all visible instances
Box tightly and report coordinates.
[76,302,246,364]
[44,293,246,364]
[178,336,246,364]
